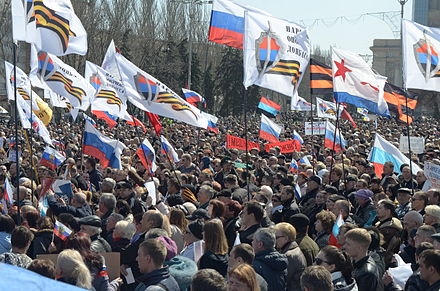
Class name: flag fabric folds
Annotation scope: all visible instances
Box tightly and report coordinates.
[12,0,87,56]
[4,178,14,204]
[92,110,118,129]
[201,112,219,134]
[259,114,282,143]
[291,96,315,111]
[289,159,299,173]
[402,19,440,92]
[30,50,94,111]
[310,58,333,95]
[329,213,344,247]
[127,116,146,134]
[208,0,270,49]
[299,156,311,166]
[52,179,73,198]
[83,121,126,169]
[182,88,206,108]
[383,83,418,125]
[316,97,340,120]
[324,121,347,153]
[40,146,66,170]
[136,139,157,173]
[243,11,310,100]
[161,136,180,163]
[85,61,130,120]
[293,130,304,145]
[146,112,162,136]
[258,97,280,117]
[54,220,73,240]
[357,108,371,121]
[368,133,421,177]
[111,46,209,129]
[332,47,389,116]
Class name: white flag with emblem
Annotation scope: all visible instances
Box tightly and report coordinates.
[402,19,440,92]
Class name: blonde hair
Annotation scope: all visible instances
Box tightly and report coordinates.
[274,222,297,241]
[56,249,92,289]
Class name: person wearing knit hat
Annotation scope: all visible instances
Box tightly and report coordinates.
[180,220,204,262]
[424,205,440,232]
[157,236,178,261]
[353,189,376,227]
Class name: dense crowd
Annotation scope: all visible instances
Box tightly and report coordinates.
[0,111,440,291]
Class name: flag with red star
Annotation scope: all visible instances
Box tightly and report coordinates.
[332,47,389,117]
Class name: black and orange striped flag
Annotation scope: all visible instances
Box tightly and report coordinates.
[383,83,418,125]
[310,58,333,95]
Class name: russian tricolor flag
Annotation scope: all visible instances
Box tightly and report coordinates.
[92,110,118,129]
[208,0,270,49]
[39,146,66,170]
[289,159,299,173]
[207,120,219,133]
[293,130,304,144]
[299,156,311,166]
[83,114,97,127]
[161,136,180,163]
[368,133,421,177]
[258,97,280,117]
[83,121,127,169]
[3,178,14,204]
[182,88,206,108]
[329,212,344,248]
[136,138,157,174]
[324,121,346,153]
[127,116,147,134]
[54,220,72,240]
[259,114,282,143]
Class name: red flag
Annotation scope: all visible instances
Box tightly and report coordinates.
[127,116,146,133]
[341,109,357,128]
[146,112,162,136]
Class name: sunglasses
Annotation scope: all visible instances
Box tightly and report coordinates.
[314,258,330,265]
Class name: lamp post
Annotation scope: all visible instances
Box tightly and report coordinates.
[398,0,409,19]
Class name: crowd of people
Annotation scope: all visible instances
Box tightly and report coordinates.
[0,111,439,291]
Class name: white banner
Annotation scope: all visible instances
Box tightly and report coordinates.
[423,162,440,191]
[304,121,326,135]
[399,135,425,154]
[402,19,440,92]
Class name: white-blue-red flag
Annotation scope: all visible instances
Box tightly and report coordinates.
[332,47,389,117]
[259,114,282,143]
[324,121,347,153]
[161,136,180,164]
[136,138,157,174]
[182,88,206,108]
[293,130,304,145]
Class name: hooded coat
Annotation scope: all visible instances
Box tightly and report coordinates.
[253,248,288,291]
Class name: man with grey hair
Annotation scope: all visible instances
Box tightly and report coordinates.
[252,227,288,291]
[105,213,124,245]
[99,193,117,238]
[101,178,116,193]
[197,185,216,210]
[46,191,92,218]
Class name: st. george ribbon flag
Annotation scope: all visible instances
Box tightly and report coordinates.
[11,0,87,56]
[243,11,310,101]
[332,47,389,117]
[402,19,440,92]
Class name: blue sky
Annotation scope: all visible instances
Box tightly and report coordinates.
[235,0,414,55]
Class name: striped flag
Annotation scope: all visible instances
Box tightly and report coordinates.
[182,88,206,108]
[310,58,333,95]
[324,121,346,153]
[161,136,180,163]
[292,130,304,145]
[258,97,280,117]
[383,83,417,125]
[289,159,299,173]
[259,114,282,143]
[136,138,157,174]
[329,212,344,247]
[54,220,73,240]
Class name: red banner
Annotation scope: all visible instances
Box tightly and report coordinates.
[226,135,260,151]
[265,140,300,153]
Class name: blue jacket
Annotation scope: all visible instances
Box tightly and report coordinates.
[253,248,288,291]
[0,232,11,254]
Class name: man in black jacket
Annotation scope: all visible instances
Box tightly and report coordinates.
[46,192,92,218]
[273,186,299,223]
[117,181,145,215]
[343,228,384,291]
[85,157,102,191]
[419,249,440,291]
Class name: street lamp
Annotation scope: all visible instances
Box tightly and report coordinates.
[398,0,409,18]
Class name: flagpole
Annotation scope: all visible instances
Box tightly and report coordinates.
[337,126,347,193]
[243,88,250,202]
[29,89,36,197]
[13,42,21,224]
[399,0,415,195]
[309,97,316,174]
[328,103,341,184]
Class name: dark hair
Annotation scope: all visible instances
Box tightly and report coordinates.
[379,199,396,217]
[37,216,54,230]
[232,243,255,264]
[191,269,227,291]
[321,245,354,284]
[0,214,15,233]
[244,201,264,223]
[27,259,55,279]
[65,232,103,269]
[11,226,34,249]
[365,227,382,251]
[209,199,225,219]
[58,213,79,232]
[23,211,40,229]
[419,249,440,274]
[116,200,132,217]
[300,266,333,291]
